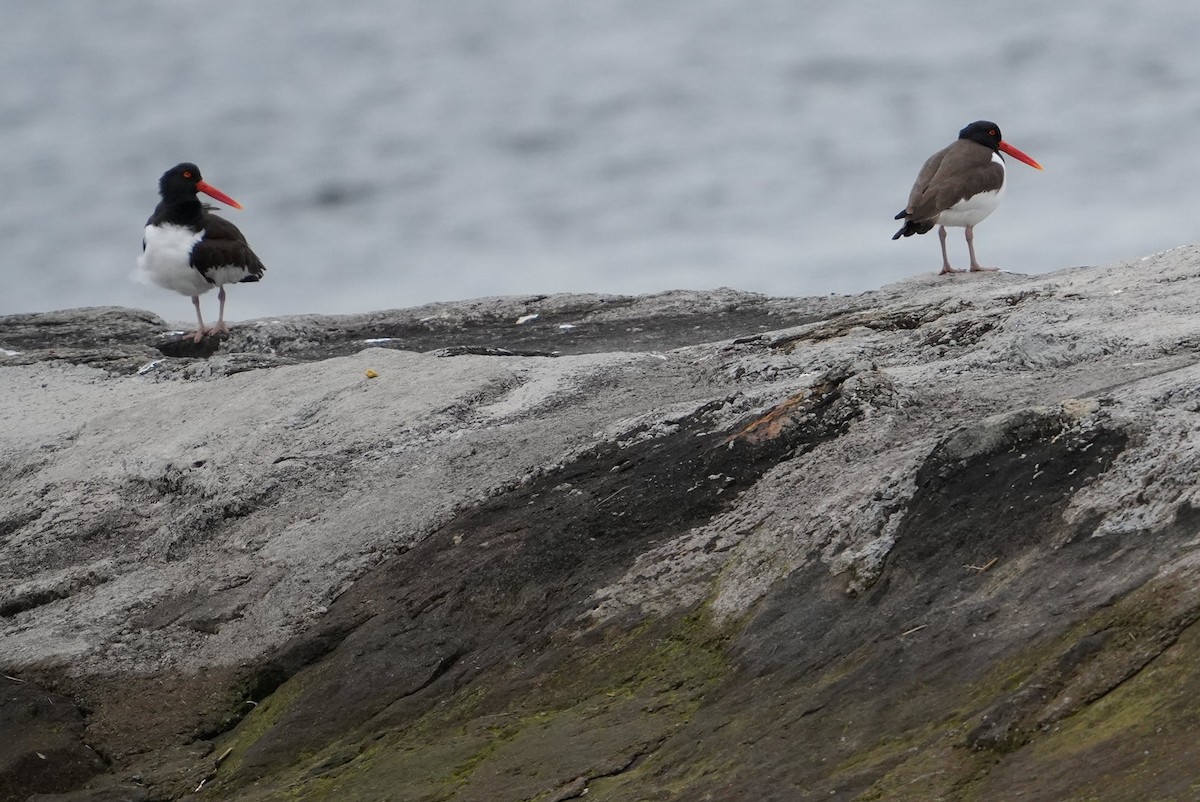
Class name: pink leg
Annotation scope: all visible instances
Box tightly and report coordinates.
[966,225,998,272]
[189,295,206,343]
[206,287,231,335]
[937,226,962,274]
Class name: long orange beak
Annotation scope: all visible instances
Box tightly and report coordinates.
[196,179,244,209]
[999,141,1043,171]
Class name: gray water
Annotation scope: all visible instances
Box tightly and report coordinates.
[5,1,1200,323]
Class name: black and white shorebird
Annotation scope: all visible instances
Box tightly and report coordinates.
[893,121,1043,274]
[137,163,265,342]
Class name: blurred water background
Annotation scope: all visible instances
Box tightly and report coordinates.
[4,0,1200,323]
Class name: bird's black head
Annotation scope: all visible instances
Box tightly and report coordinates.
[958,121,1003,151]
[154,162,243,209]
[158,163,204,201]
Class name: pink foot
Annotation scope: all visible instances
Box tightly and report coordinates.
[939,266,964,275]
[205,322,231,336]
[969,265,999,273]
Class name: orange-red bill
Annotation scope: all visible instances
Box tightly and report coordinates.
[998,141,1043,171]
[196,179,244,209]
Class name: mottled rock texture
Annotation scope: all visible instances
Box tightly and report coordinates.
[4,253,1200,801]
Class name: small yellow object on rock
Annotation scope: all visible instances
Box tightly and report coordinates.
[365,369,378,379]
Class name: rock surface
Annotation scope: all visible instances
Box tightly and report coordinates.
[4,255,1200,801]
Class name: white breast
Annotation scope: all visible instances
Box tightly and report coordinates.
[136,223,214,297]
[936,152,1007,228]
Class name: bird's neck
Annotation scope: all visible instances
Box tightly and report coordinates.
[153,196,205,228]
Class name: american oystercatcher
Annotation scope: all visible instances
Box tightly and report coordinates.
[137,163,265,342]
[893,121,1042,274]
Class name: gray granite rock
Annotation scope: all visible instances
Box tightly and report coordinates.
[4,254,1200,800]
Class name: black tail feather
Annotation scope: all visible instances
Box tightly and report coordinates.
[892,208,936,239]
[892,217,935,240]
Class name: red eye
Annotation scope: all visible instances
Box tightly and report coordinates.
[183,170,193,178]
[989,129,997,136]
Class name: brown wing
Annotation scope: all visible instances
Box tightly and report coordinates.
[903,145,949,215]
[192,212,266,282]
[905,140,1003,222]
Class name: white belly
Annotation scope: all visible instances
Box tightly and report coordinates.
[204,264,255,287]
[136,223,213,297]
[936,152,1007,228]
